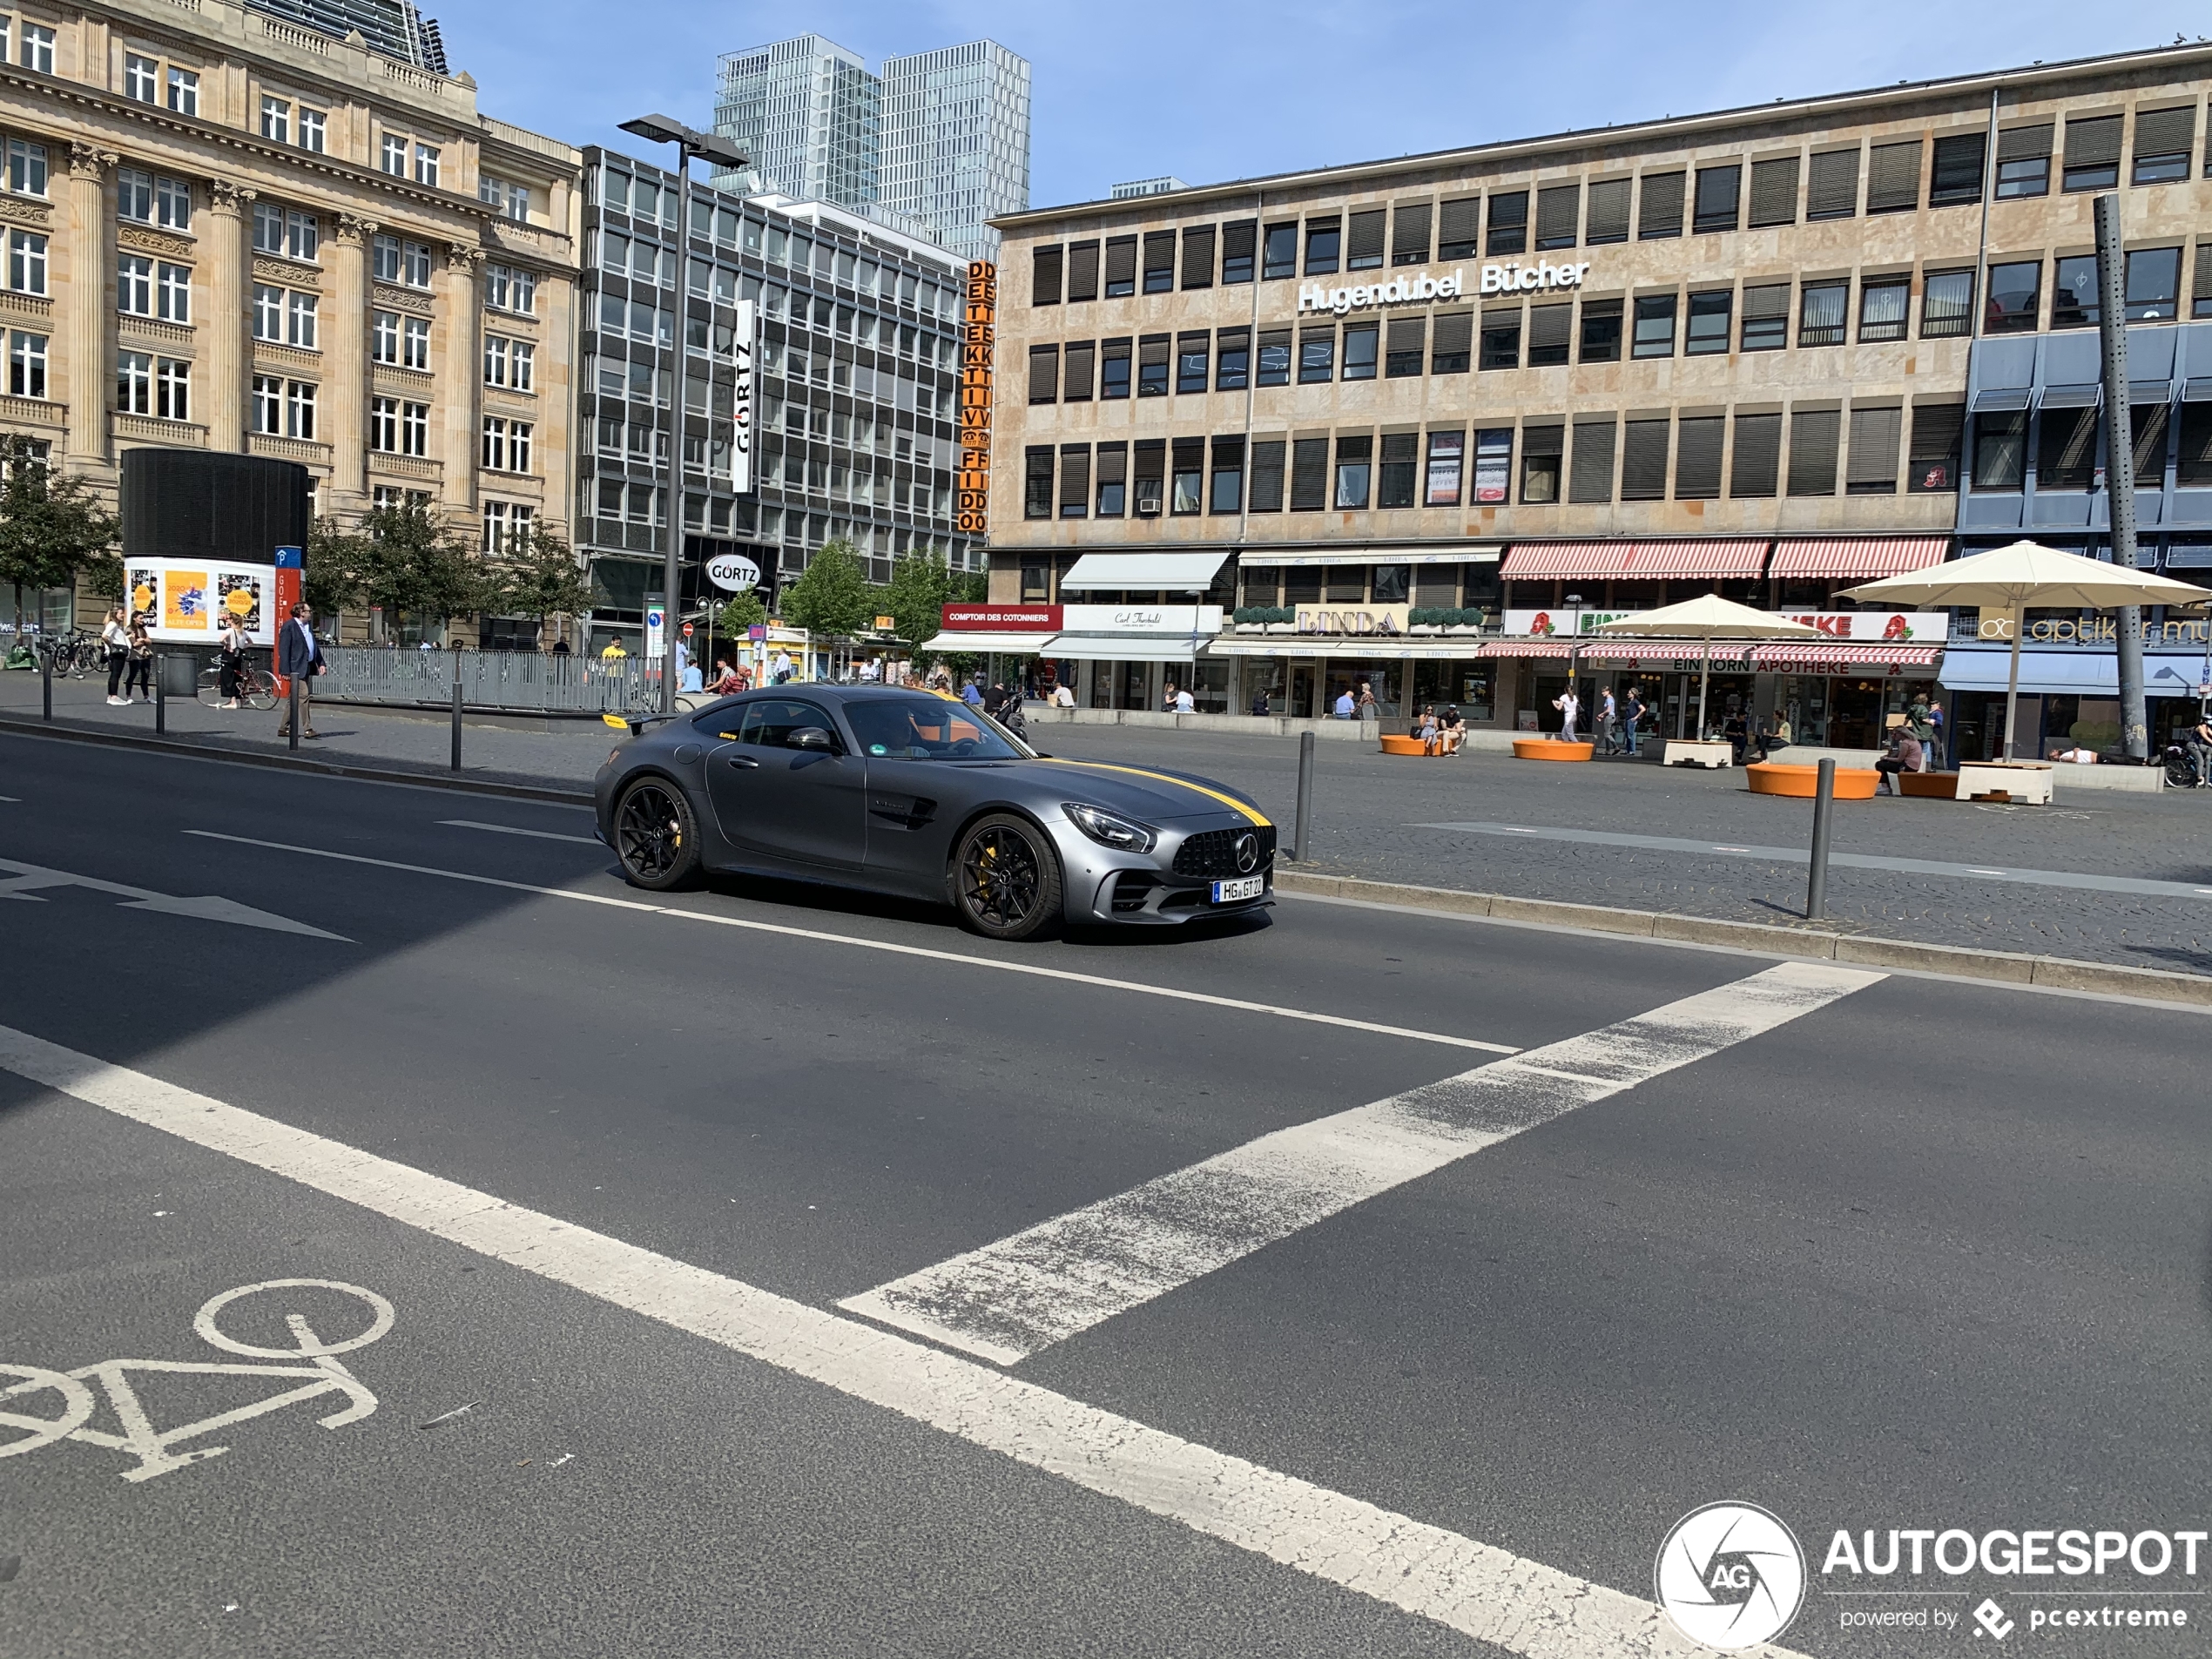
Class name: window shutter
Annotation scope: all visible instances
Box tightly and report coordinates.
[1742,283,1791,320]
[1031,245,1062,306]
[1998,123,2053,161]
[1347,208,1386,266]
[1787,408,1841,496]
[1692,165,1741,233]
[1058,444,1090,513]
[1636,172,1684,238]
[1024,447,1053,517]
[1865,140,1922,212]
[2134,105,2195,161]
[1527,304,1571,351]
[1143,231,1177,282]
[1906,402,1964,492]
[1066,239,1099,301]
[1747,157,1798,226]
[1250,440,1285,512]
[1431,308,1472,371]
[1290,438,1330,510]
[1221,219,1256,276]
[1437,195,1480,258]
[1139,334,1170,375]
[1392,199,1433,264]
[1845,406,1903,489]
[1486,191,1527,255]
[1062,341,1095,401]
[1180,224,1215,288]
[1386,314,1424,354]
[1103,236,1136,291]
[1620,418,1670,500]
[2195,243,2212,307]
[1730,412,1782,497]
[1027,344,1058,403]
[1929,133,1986,205]
[2064,114,2122,169]
[1806,148,1860,219]
[1584,178,1631,243]
[1534,184,1579,248]
[1675,416,1723,498]
[1568,415,1617,502]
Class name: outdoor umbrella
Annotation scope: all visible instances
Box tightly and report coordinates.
[1595,594,1819,741]
[1841,540,2210,762]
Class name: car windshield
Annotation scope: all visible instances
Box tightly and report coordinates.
[846,696,1031,761]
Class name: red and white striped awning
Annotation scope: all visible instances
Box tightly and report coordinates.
[1479,639,1579,658]
[1750,642,1945,670]
[1500,540,1770,580]
[1766,537,1950,580]
[1580,645,1751,664]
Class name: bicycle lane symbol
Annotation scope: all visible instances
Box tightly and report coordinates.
[0,1278,393,1482]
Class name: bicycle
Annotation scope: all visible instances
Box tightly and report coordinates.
[37,630,101,678]
[197,656,280,711]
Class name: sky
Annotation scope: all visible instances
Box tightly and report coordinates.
[453,0,2211,211]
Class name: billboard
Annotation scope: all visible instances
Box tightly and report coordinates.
[125,556,283,645]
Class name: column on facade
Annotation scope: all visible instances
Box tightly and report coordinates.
[201,180,253,452]
[327,214,375,504]
[441,243,480,517]
[64,143,117,465]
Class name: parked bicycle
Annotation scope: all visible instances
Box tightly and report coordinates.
[37,629,102,678]
[196,657,280,711]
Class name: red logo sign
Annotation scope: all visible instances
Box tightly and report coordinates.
[941,604,1061,630]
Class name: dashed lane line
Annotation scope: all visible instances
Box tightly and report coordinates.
[0,1022,1803,1659]
[182,831,1520,1055]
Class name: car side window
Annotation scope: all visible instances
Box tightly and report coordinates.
[737,699,831,747]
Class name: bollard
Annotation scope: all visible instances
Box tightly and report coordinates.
[153,656,165,736]
[1805,757,1837,921]
[1291,728,1316,861]
[450,678,463,771]
[287,675,300,753]
[40,647,51,720]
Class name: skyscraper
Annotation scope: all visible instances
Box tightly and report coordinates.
[242,0,445,70]
[712,34,1030,264]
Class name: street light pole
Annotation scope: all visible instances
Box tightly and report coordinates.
[619,116,748,713]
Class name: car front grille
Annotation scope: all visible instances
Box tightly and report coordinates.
[1171,824,1277,878]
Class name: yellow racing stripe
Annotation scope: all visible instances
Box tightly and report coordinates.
[1035,759,1271,827]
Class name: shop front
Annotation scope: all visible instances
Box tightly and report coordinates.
[1940,644,2212,761]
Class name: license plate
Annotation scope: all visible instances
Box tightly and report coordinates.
[1211,876,1264,903]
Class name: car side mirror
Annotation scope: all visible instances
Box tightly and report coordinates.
[791,726,838,752]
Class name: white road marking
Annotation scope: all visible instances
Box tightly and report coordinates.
[439,819,603,846]
[0,855,347,939]
[0,1022,1801,1659]
[841,962,1883,1366]
[183,832,1521,1055]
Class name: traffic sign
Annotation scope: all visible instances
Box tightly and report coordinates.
[681,622,694,637]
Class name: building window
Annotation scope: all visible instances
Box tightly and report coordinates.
[118,167,152,223]
[1631,293,1676,358]
[1209,436,1244,514]
[1739,283,1789,350]
[299,108,326,153]
[1095,443,1127,516]
[6,138,45,198]
[1385,315,1424,378]
[1103,234,1136,296]
[381,134,407,176]
[1341,320,1378,381]
[1137,334,1169,396]
[1907,403,1965,492]
[1170,438,1203,514]
[287,290,317,348]
[1858,279,1909,342]
[1177,331,1210,395]
[1391,200,1433,266]
[1921,270,1973,338]
[2134,106,2195,185]
[2061,114,2121,192]
[1568,416,1616,503]
[479,176,528,222]
[415,144,441,188]
[1133,442,1165,516]
[404,316,429,370]
[284,379,314,439]
[1058,339,1095,401]
[252,377,283,435]
[1636,172,1684,239]
[1332,435,1372,509]
[485,264,536,313]
[401,401,428,457]
[1684,289,1730,355]
[1028,243,1062,306]
[2038,406,2098,490]
[1477,307,1519,371]
[1621,417,1669,501]
[1375,432,1417,509]
[1798,281,1847,347]
[1578,299,1622,363]
[1023,447,1051,518]
[482,416,533,472]
[253,284,283,341]
[1691,165,1740,233]
[1288,437,1328,510]
[19,24,52,73]
[287,210,317,260]
[1520,422,1562,502]
[1260,222,1296,281]
[1434,195,1479,260]
[1181,224,1217,287]
[118,255,152,316]
[1806,148,1859,219]
[1522,304,1569,368]
[1845,406,1901,495]
[1243,441,1283,512]
[1996,131,2051,198]
[1485,192,1527,257]
[1297,326,1335,384]
[373,234,400,283]
[9,329,44,397]
[1929,133,1985,206]
[166,66,198,115]
[118,351,152,415]
[2051,255,2098,328]
[1730,412,1782,497]
[1747,157,1798,227]
[1865,141,1922,213]
[253,202,283,253]
[1425,430,1464,506]
[1583,179,1630,245]
[1675,415,1723,499]
[484,336,534,389]
[1058,444,1090,518]
[1026,342,1058,404]
[1534,185,1578,251]
[1142,231,1175,294]
[1787,408,1841,496]
[5,229,43,295]
[155,262,189,322]
[156,358,190,421]
[1986,260,2040,332]
[1100,337,1131,398]
[2125,246,2181,321]
[1970,412,2026,490]
[1341,208,1382,271]
[1304,215,1340,276]
[125,54,158,103]
[372,311,400,365]
[154,176,191,232]
[369,396,398,451]
[1254,327,1290,387]
[260,97,290,144]
[1426,310,1469,374]
[1215,327,1249,391]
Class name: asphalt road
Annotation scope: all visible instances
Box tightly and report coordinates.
[3,730,2209,1658]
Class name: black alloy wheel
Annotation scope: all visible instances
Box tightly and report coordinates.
[953,813,1063,941]
[614,779,701,891]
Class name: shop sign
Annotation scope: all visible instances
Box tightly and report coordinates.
[1501,607,1636,637]
[956,260,995,537]
[706,553,762,592]
[1777,610,1947,641]
[1297,260,1592,317]
[1060,604,1221,634]
[730,298,754,495]
[1295,604,1412,637]
[941,604,1061,631]
[1979,614,2212,644]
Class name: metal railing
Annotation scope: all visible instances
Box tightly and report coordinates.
[320,647,664,715]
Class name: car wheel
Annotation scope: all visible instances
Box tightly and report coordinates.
[953,813,1062,941]
[613,778,701,891]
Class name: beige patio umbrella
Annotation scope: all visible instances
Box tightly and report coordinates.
[1843,540,2210,761]
[1595,594,1819,740]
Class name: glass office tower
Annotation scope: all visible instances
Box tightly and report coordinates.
[881,40,1033,264]
[712,35,881,210]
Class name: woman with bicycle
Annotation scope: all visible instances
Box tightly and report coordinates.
[102,605,130,705]
[216,612,249,709]
[122,610,154,704]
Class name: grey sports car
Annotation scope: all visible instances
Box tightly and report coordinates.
[593,685,1276,940]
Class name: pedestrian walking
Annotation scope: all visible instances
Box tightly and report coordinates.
[1598,687,1619,754]
[1905,696,1936,772]
[276,602,325,738]
[1622,686,1644,757]
[2186,711,2212,786]
[1553,685,1580,742]
[216,613,250,708]
[1355,681,1377,719]
[122,610,154,703]
[102,605,130,705]
[1250,686,1271,717]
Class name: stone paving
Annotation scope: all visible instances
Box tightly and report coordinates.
[6,671,2209,974]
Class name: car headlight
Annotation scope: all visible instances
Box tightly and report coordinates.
[1062,802,1157,853]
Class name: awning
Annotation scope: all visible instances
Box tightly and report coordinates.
[1042,633,1208,662]
[1238,548,1504,567]
[1579,645,1751,665]
[1500,539,1769,580]
[1204,637,1492,659]
[1059,551,1231,591]
[919,631,1058,654]
[1750,642,1945,671]
[1480,639,1580,658]
[1941,648,2212,697]
[1767,537,1950,581]
[2038,383,2101,409]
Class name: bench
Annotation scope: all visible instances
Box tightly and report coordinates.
[1379,733,1450,757]
[1665,738,1734,768]
[1743,763,1881,799]
[1898,770,1958,798]
[1956,761,2054,804]
[1512,738,1594,762]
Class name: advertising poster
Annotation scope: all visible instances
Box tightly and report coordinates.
[1474,428,1513,504]
[218,571,264,634]
[1423,432,1462,507]
[123,559,280,645]
[163,569,212,632]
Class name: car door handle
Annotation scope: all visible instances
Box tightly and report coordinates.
[727,754,760,769]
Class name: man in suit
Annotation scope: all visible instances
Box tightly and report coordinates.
[277,602,325,738]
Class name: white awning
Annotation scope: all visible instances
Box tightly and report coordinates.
[1237,548,1504,567]
[1058,551,1231,591]
[919,631,1058,653]
[1204,638,1493,659]
[1043,633,1207,662]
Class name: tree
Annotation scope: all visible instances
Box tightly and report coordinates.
[488,525,594,646]
[356,500,488,638]
[778,538,876,638]
[711,587,766,633]
[304,516,372,619]
[880,546,964,653]
[0,438,119,629]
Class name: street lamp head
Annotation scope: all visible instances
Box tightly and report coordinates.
[618,114,689,147]
[620,114,748,172]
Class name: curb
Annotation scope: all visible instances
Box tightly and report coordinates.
[0,715,597,806]
[1273,870,2212,1008]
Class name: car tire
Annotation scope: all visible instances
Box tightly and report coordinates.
[952,813,1063,941]
[612,777,702,891]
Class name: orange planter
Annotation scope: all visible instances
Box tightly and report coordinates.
[1513,738,1595,762]
[1744,762,1880,799]
[1379,733,1448,756]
